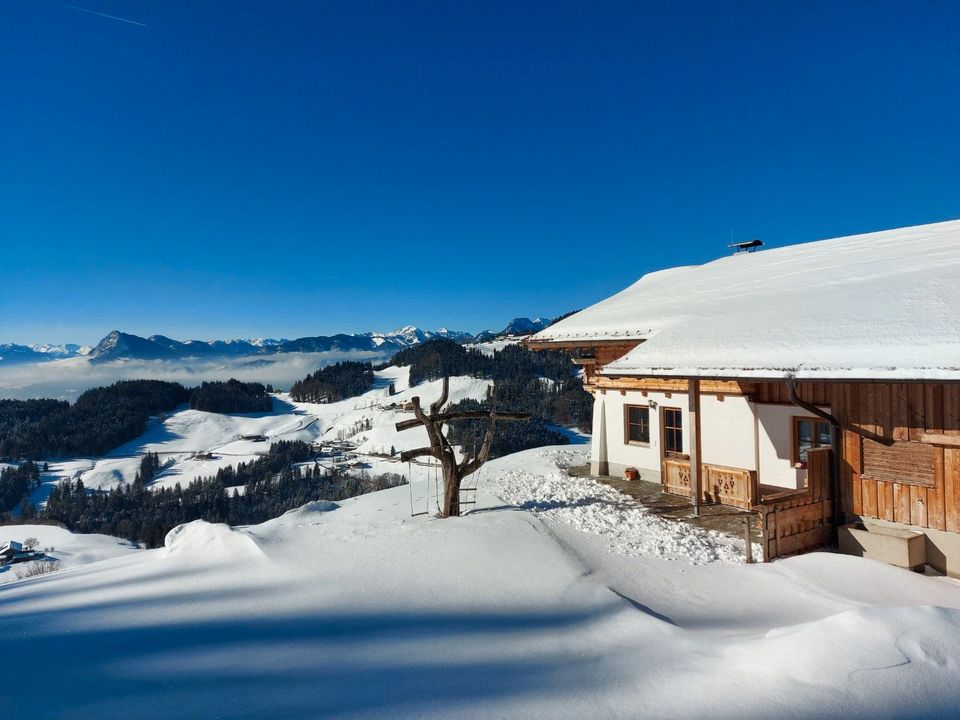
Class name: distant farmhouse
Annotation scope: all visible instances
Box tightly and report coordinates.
[0,540,41,565]
[527,220,960,575]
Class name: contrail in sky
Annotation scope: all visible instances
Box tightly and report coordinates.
[42,0,148,27]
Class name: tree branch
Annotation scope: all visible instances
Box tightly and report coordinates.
[399,447,437,462]
[430,376,449,415]
[396,411,531,432]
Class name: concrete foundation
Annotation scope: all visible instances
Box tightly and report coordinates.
[845,516,960,578]
[839,521,926,572]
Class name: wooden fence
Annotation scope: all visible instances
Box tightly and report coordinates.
[758,447,833,561]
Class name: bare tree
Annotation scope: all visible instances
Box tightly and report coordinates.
[395,377,530,517]
[15,559,62,580]
[23,537,39,552]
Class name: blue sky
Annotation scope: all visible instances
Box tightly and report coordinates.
[2,1,959,344]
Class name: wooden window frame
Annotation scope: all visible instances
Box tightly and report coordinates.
[624,404,651,446]
[792,415,831,468]
[661,406,685,458]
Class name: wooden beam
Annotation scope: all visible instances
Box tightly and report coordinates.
[919,433,960,448]
[590,375,754,395]
[689,378,702,516]
[524,339,644,351]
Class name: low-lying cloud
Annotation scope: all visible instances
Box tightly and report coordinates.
[0,351,393,401]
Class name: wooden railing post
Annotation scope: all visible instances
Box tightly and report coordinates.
[689,378,702,516]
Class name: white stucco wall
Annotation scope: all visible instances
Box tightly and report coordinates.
[594,389,669,481]
[755,403,829,490]
[699,395,757,471]
[592,389,827,492]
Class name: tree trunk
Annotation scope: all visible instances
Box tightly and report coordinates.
[396,376,530,519]
[442,457,461,518]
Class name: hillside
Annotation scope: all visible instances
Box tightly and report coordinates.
[0,524,139,586]
[22,366,493,502]
[2,448,960,719]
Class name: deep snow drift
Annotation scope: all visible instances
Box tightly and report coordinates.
[3,447,960,719]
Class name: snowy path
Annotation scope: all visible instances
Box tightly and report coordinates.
[483,447,751,564]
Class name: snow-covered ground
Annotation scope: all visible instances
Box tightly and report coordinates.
[25,367,493,502]
[0,523,139,585]
[3,447,960,719]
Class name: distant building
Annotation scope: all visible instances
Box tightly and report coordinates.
[1,541,39,565]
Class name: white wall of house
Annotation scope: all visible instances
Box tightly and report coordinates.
[590,388,829,493]
[755,403,829,491]
[700,394,757,471]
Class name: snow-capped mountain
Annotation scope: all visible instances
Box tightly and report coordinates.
[0,342,91,364]
[2,317,557,365]
[502,317,551,336]
[84,327,480,362]
[29,343,92,357]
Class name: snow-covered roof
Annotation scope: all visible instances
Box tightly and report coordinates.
[529,219,960,381]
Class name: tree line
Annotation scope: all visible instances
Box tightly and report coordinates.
[0,461,42,517]
[190,379,274,413]
[0,380,191,460]
[0,379,285,461]
[289,361,375,403]
[388,340,593,433]
[41,441,406,548]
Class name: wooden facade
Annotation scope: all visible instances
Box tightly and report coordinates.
[817,381,960,534]
[663,379,960,538]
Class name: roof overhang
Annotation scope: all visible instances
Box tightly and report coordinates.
[601,367,960,384]
[524,337,645,351]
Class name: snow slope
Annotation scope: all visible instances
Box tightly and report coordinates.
[0,524,139,585]
[27,368,492,499]
[3,448,960,719]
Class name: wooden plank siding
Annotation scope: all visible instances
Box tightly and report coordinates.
[759,448,832,560]
[753,381,960,533]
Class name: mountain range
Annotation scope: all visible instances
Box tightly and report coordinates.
[0,318,553,365]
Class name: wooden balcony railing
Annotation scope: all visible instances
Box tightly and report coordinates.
[662,458,758,510]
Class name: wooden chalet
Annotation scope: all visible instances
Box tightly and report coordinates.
[527,220,960,574]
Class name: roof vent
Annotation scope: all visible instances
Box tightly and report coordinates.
[728,238,764,254]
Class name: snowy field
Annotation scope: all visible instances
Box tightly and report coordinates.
[0,524,140,585]
[3,447,960,719]
[25,367,493,504]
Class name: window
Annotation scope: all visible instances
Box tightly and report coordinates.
[662,407,683,455]
[793,416,831,466]
[625,405,650,444]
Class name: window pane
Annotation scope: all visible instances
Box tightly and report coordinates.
[817,422,831,447]
[797,420,814,445]
[664,409,682,453]
[627,406,649,443]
